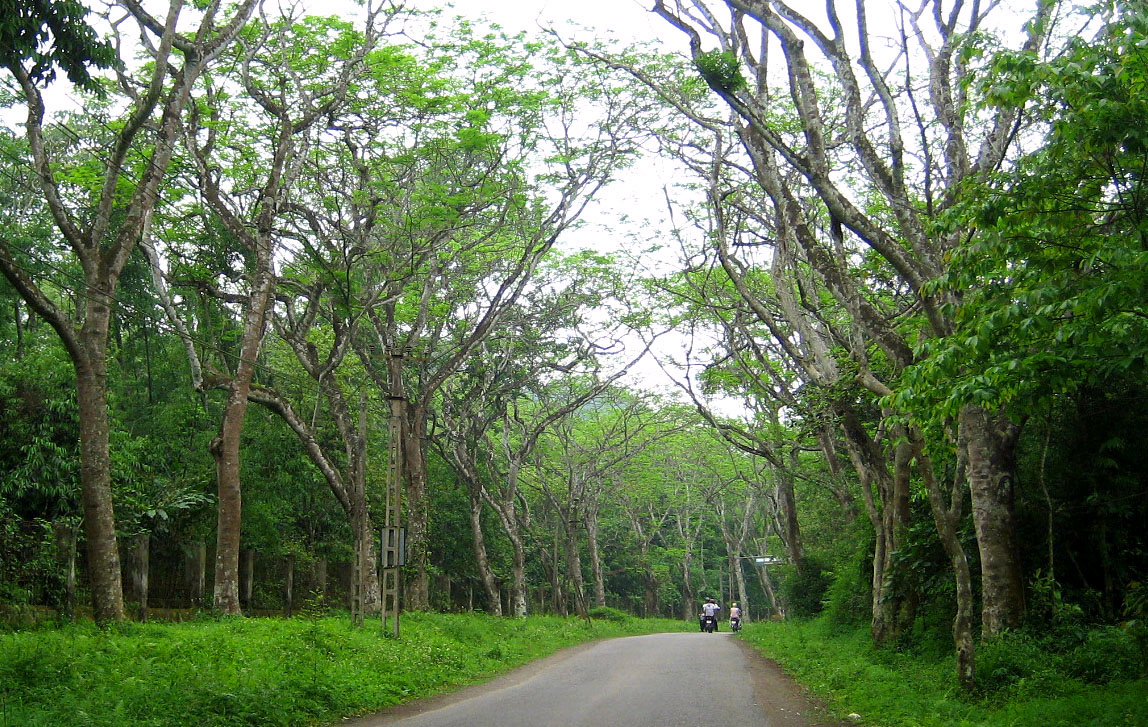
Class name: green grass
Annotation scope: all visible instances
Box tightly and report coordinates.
[0,611,690,727]
[739,619,1148,727]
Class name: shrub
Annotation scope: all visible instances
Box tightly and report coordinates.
[1060,626,1144,684]
[824,556,871,629]
[587,606,630,624]
[782,558,832,619]
[976,632,1061,696]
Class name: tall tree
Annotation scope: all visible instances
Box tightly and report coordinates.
[341,25,652,608]
[632,0,1058,685]
[0,0,256,621]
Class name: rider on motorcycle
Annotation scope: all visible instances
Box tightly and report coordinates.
[700,597,720,632]
[729,602,742,632]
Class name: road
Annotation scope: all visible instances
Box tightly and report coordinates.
[346,632,839,727]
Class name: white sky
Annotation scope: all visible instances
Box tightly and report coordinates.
[433,0,671,43]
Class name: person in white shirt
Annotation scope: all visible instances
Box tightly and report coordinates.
[700,597,720,631]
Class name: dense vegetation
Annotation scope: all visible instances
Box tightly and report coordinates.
[0,612,688,727]
[1,0,1147,723]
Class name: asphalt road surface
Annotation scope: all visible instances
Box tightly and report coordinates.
[346,632,838,727]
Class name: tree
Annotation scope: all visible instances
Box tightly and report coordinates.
[147,7,386,614]
[0,0,256,621]
[335,24,653,608]
[0,0,115,92]
[436,252,639,616]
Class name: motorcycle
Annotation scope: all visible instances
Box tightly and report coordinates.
[730,616,742,633]
[701,614,717,633]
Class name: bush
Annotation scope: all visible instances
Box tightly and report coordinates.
[782,558,832,619]
[587,606,630,624]
[976,632,1063,696]
[1060,626,1144,684]
[824,556,872,629]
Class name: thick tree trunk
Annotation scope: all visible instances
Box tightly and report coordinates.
[468,497,502,616]
[508,534,528,617]
[212,253,274,616]
[563,519,588,618]
[728,552,749,623]
[75,328,125,623]
[404,406,430,609]
[961,405,1025,635]
[211,391,246,616]
[314,558,328,603]
[585,511,607,609]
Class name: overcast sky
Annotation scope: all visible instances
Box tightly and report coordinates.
[431,0,671,43]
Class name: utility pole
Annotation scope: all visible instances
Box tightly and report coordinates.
[381,345,412,638]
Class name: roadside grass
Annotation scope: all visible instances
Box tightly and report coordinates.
[740,619,1148,727]
[0,611,690,727]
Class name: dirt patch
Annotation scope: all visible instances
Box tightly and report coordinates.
[732,638,854,727]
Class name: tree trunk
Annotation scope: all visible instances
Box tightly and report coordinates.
[75,327,125,623]
[921,449,977,690]
[961,405,1025,635]
[212,248,275,616]
[52,522,76,621]
[284,554,295,617]
[240,548,254,610]
[585,510,607,609]
[468,496,502,616]
[404,405,430,609]
[728,551,749,624]
[486,489,530,617]
[755,564,783,619]
[839,408,909,646]
[314,557,328,603]
[131,534,150,622]
[185,540,206,609]
[775,468,804,568]
[563,517,588,618]
[640,542,658,617]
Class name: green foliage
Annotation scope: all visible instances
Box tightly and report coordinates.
[587,605,630,623]
[694,49,747,93]
[899,3,1148,422]
[1060,627,1144,684]
[0,613,689,726]
[742,619,1148,726]
[977,627,1143,696]
[824,547,873,630]
[0,0,117,92]
[780,558,832,619]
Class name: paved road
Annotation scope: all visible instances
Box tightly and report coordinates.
[348,632,824,727]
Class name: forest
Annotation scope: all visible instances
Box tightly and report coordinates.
[2,0,1147,705]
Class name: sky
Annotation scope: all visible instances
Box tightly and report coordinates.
[430,0,670,43]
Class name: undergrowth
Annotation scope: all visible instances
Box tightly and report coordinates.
[0,612,689,727]
[740,618,1148,727]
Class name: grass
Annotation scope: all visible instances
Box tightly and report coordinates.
[739,618,1148,727]
[0,611,690,727]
